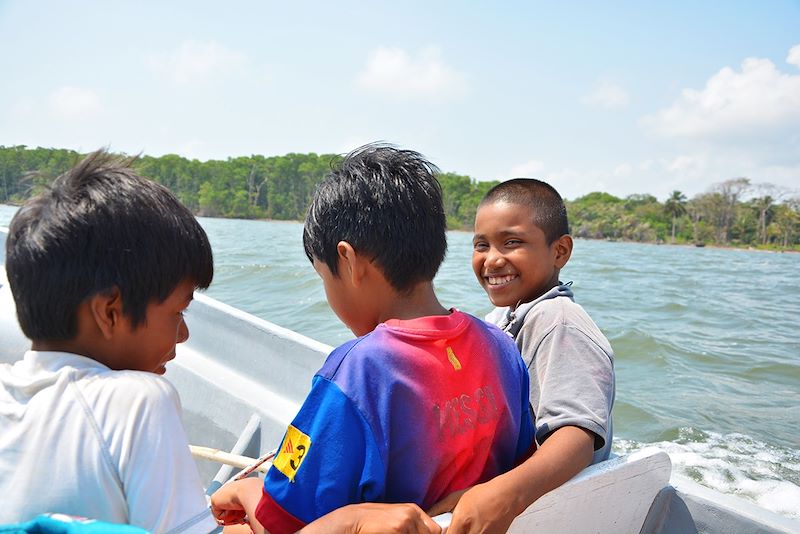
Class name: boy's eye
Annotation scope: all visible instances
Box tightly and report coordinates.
[505,239,522,247]
[473,242,489,252]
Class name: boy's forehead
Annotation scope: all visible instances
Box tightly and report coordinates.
[476,200,542,230]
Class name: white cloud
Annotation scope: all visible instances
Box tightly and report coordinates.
[148,40,247,84]
[644,44,800,140]
[48,86,103,119]
[787,44,800,68]
[356,46,464,97]
[508,159,545,178]
[494,151,799,202]
[581,80,629,109]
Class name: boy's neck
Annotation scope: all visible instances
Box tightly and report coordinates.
[513,280,567,310]
[30,339,113,368]
[32,339,81,354]
[378,281,449,323]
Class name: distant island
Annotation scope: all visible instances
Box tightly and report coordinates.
[1,146,797,251]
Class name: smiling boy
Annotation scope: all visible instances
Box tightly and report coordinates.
[432,178,615,532]
[0,151,218,532]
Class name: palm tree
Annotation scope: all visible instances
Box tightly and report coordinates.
[751,195,774,245]
[664,190,687,243]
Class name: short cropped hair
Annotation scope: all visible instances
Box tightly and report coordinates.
[6,150,214,341]
[303,143,447,292]
[480,178,570,244]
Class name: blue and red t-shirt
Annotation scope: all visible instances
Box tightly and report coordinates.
[255,310,534,534]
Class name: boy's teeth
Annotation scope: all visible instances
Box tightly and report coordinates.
[488,275,516,285]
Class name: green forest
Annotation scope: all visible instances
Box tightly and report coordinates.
[1,145,798,250]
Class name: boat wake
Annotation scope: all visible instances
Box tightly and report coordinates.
[615,427,800,519]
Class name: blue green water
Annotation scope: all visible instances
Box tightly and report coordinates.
[2,206,798,517]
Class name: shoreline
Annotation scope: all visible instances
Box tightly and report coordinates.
[245,214,800,254]
[3,204,799,254]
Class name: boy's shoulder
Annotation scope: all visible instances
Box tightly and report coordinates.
[77,365,182,417]
[496,284,612,353]
[1,351,180,411]
[317,310,518,381]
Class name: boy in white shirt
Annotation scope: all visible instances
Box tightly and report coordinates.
[0,150,218,533]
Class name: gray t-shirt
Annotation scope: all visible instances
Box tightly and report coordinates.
[487,283,615,464]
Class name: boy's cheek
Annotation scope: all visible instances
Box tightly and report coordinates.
[470,257,485,282]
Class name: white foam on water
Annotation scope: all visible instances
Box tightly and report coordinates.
[615,428,800,519]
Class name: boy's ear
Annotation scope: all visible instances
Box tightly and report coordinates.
[87,287,125,340]
[335,241,366,286]
[553,234,573,269]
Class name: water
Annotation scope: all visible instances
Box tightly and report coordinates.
[2,205,799,518]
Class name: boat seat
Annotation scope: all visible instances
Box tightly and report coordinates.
[508,447,672,534]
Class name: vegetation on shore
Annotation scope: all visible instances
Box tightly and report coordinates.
[1,145,798,250]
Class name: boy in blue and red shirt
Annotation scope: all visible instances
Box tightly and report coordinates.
[211,144,534,534]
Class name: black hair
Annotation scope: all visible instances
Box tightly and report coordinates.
[5,149,214,341]
[303,143,447,292]
[480,178,570,244]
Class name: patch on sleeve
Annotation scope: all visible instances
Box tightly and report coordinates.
[273,424,312,482]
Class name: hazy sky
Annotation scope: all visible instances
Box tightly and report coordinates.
[1,1,798,200]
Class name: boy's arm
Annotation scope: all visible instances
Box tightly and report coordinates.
[430,426,594,534]
[248,376,384,533]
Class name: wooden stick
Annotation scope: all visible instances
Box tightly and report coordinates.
[189,445,272,473]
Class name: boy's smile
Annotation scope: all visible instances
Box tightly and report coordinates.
[472,200,567,309]
[486,274,519,287]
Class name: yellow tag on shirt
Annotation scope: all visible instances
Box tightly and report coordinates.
[273,424,312,482]
[446,346,462,371]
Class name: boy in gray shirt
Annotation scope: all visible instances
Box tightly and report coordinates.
[431,178,615,532]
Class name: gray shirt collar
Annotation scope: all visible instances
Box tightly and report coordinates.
[489,281,574,337]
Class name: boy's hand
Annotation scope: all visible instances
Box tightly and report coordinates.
[210,481,247,525]
[211,478,264,530]
[442,480,518,534]
[300,503,442,534]
[443,426,596,534]
[426,488,468,516]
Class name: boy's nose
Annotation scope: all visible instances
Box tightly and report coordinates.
[487,248,506,267]
[177,317,189,344]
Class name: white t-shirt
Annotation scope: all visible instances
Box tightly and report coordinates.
[0,351,217,533]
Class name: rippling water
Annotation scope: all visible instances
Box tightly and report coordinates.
[2,206,798,518]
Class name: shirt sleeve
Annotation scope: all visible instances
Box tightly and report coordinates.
[119,377,218,534]
[255,376,384,534]
[521,321,614,452]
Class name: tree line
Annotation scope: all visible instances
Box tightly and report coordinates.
[1,145,798,250]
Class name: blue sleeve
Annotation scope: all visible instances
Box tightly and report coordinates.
[261,376,385,524]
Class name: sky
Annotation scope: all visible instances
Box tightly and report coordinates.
[1,1,799,201]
